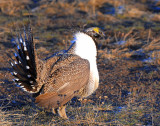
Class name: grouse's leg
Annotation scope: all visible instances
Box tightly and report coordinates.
[52,108,56,114]
[58,105,68,119]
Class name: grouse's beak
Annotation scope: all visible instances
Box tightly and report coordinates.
[95,28,105,38]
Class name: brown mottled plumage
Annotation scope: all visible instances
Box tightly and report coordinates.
[36,54,90,109]
[10,26,104,118]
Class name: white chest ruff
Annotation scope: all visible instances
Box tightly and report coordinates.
[73,32,99,97]
[83,61,99,97]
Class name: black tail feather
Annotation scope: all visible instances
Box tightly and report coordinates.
[10,25,38,93]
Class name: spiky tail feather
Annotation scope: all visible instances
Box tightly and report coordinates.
[10,25,39,93]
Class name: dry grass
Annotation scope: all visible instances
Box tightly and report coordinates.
[0,0,32,16]
[0,0,160,125]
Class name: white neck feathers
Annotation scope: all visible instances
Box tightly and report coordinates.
[73,32,97,62]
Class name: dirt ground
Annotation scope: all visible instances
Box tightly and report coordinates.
[0,0,160,125]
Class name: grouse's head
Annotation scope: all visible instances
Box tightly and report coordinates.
[84,27,105,48]
[69,27,105,58]
[84,27,105,39]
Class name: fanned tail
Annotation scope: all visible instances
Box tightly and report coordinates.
[10,26,39,93]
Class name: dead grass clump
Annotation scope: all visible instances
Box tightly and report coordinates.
[53,2,75,15]
[97,12,118,23]
[0,110,12,125]
[149,51,160,65]
[102,29,146,59]
[44,7,57,16]
[125,6,146,18]
[122,38,143,50]
[151,14,160,22]
[0,0,32,16]
[98,49,117,59]
[143,38,160,52]
[76,0,111,16]
[88,0,124,8]
[39,1,76,16]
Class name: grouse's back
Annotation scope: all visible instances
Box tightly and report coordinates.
[35,54,90,109]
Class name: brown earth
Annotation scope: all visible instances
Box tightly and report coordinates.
[0,0,160,125]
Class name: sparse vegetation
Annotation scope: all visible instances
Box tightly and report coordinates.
[0,0,160,125]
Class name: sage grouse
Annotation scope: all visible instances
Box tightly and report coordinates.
[10,26,104,118]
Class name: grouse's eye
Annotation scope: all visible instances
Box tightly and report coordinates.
[94,33,101,38]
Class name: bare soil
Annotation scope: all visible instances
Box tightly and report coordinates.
[0,0,160,125]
